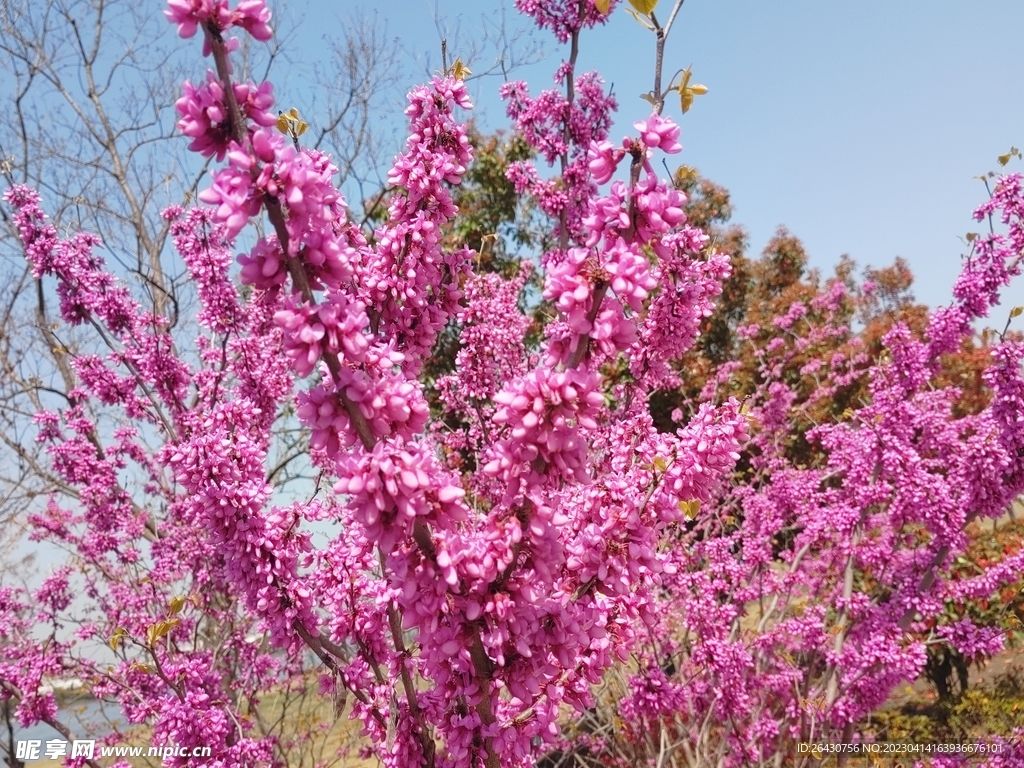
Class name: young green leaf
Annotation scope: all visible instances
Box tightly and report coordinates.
[678,499,701,520]
[108,627,129,651]
[628,0,659,14]
[676,67,709,114]
[626,7,656,29]
[451,57,472,80]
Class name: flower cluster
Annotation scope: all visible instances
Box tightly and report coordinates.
[334,438,469,553]
[165,0,272,51]
[502,71,616,240]
[4,1,1024,767]
[274,291,369,376]
[513,0,615,43]
[164,205,243,333]
[175,73,275,160]
[297,346,429,459]
[485,366,604,497]
[171,400,316,647]
[362,77,475,373]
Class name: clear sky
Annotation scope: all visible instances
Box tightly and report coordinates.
[281,0,1024,316]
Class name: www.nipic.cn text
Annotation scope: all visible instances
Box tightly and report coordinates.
[16,739,213,760]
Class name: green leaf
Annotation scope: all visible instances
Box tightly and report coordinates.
[595,0,611,14]
[676,67,708,114]
[146,618,180,647]
[628,0,659,14]
[626,8,656,29]
[678,499,701,520]
[109,627,129,651]
[450,57,472,81]
[1011,306,1023,319]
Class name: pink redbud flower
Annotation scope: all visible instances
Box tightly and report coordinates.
[543,248,600,334]
[165,0,234,55]
[176,73,274,160]
[165,0,221,40]
[605,241,657,312]
[165,0,271,47]
[632,174,686,241]
[633,113,682,154]
[274,292,369,377]
[232,0,273,41]
[587,140,624,185]
[238,236,286,290]
[334,438,467,553]
[198,157,259,239]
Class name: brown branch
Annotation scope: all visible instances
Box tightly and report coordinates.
[469,636,500,768]
[647,0,686,116]
[0,681,103,768]
[208,24,377,453]
[566,281,608,369]
[208,19,507,766]
[556,5,583,252]
[897,545,950,631]
[292,620,386,731]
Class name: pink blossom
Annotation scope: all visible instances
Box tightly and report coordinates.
[273,291,369,376]
[633,113,682,154]
[587,140,624,184]
[175,73,275,160]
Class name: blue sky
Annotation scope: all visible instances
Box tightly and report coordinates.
[283,0,1024,316]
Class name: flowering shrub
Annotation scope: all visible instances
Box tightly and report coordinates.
[2,0,1023,767]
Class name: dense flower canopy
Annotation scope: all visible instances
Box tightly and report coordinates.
[2,0,1024,766]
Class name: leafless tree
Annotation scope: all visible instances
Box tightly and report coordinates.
[0,0,418,536]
